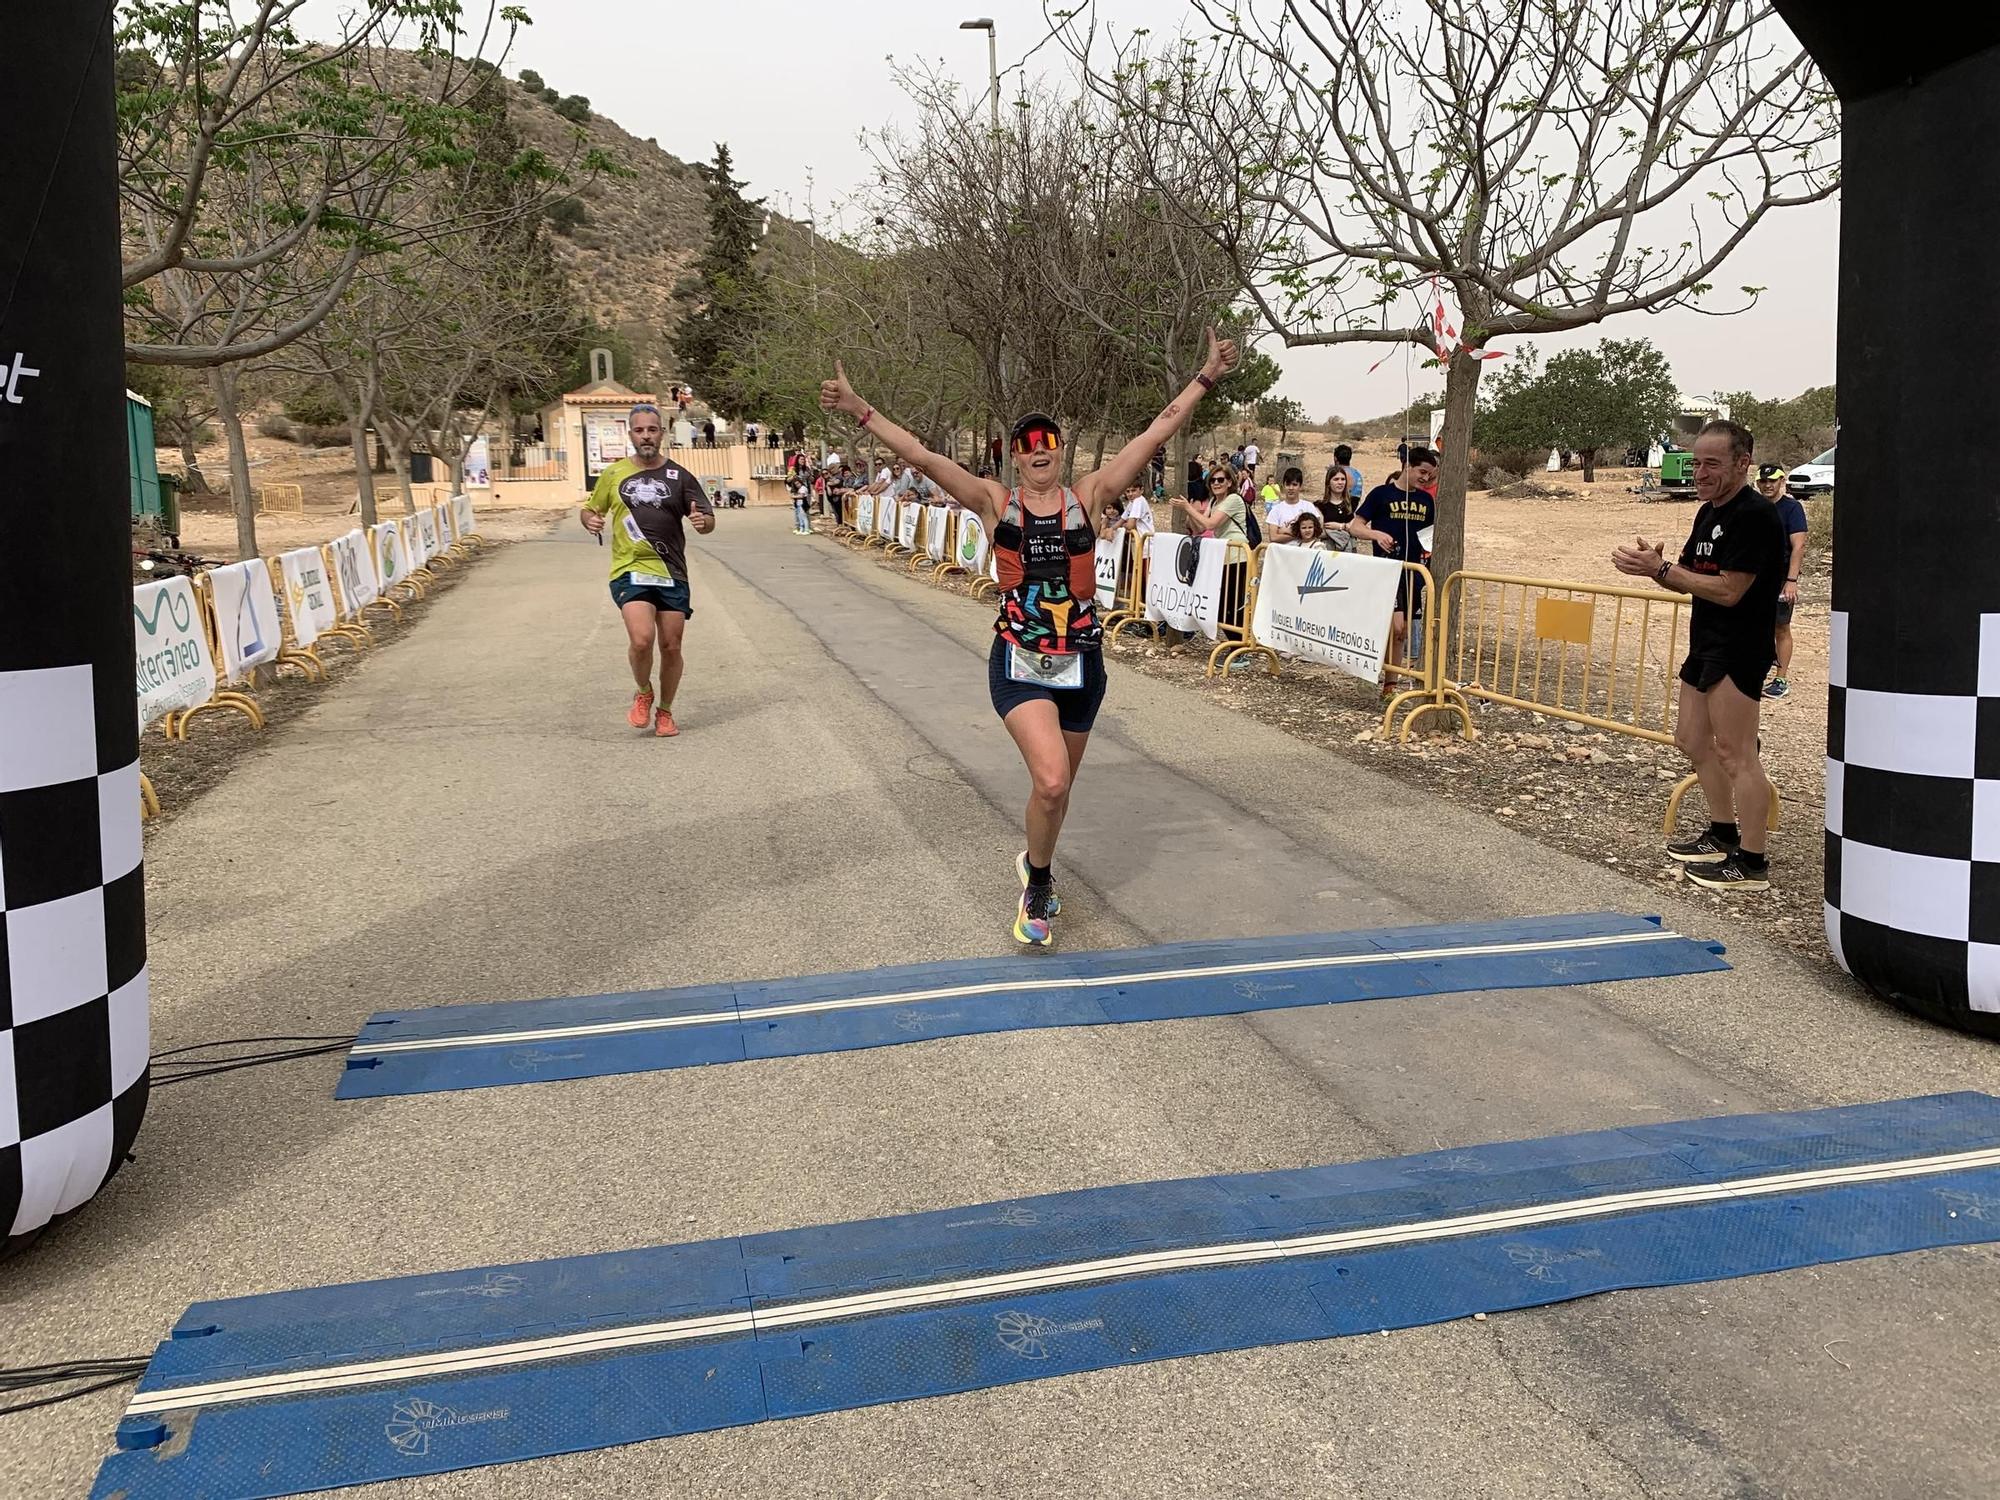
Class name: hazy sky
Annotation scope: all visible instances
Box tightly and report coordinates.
[401,0,1841,418]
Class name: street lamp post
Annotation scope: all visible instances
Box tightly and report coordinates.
[960,17,998,135]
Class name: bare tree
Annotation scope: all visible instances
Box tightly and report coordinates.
[1058,0,1840,582]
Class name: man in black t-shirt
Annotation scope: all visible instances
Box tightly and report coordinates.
[1613,419,1784,891]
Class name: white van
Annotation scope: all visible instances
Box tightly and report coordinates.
[1789,446,1835,497]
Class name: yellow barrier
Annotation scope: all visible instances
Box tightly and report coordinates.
[257,482,305,515]
[1411,569,1777,829]
[1417,570,1689,743]
[139,771,161,820]
[1103,529,1156,638]
[1201,539,1276,677]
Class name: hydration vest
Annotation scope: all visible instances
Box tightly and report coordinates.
[992,487,1096,601]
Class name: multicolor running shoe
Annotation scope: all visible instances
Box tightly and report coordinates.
[1016,850,1061,915]
[627,689,655,729]
[1013,882,1056,947]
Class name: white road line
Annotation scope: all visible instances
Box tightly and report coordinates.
[351,930,1693,1056]
[124,1140,1997,1418]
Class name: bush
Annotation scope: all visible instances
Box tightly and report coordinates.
[255,412,297,441]
[1805,496,1833,554]
[300,423,351,449]
[283,388,346,427]
[545,195,589,235]
[540,86,559,105]
[553,94,592,123]
[518,68,544,92]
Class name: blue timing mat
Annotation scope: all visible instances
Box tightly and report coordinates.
[337,912,1729,1098]
[94,1092,2000,1499]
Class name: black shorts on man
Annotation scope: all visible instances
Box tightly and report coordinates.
[1676,485,1784,696]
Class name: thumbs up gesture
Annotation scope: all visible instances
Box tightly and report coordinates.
[820,360,864,417]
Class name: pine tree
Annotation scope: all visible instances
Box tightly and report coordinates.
[672,143,768,419]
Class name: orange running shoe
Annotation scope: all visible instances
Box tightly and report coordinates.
[654,707,680,738]
[627,689,655,728]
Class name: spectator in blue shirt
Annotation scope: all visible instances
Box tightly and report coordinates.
[1760,463,1809,698]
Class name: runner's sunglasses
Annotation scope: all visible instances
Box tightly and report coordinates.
[1012,426,1062,454]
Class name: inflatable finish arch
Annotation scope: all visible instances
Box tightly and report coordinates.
[1773,4,2000,1039]
[1,9,151,1245]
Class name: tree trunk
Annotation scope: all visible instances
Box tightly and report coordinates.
[209,365,259,561]
[1580,448,1597,483]
[1431,350,1485,589]
[385,433,416,513]
[176,432,211,493]
[346,399,378,528]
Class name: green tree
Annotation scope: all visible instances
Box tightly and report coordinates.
[672,143,769,419]
[1477,339,1678,481]
[518,68,544,91]
[1718,385,1837,466]
[553,94,591,123]
[1254,395,1307,447]
[1193,345,1278,437]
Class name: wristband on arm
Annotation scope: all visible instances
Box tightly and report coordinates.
[1195,372,1215,390]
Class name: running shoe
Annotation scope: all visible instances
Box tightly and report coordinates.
[1666,829,1737,864]
[1763,676,1791,699]
[1687,854,1770,892]
[654,707,680,738]
[627,689,655,729]
[1013,882,1056,947]
[1016,850,1061,915]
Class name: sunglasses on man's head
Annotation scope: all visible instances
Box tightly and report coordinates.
[1013,427,1061,454]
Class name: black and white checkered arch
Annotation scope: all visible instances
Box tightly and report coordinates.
[2,8,151,1245]
[1824,612,2000,1034]
[1779,2,2000,1041]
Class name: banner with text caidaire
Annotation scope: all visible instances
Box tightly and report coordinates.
[1251,543,1403,683]
[1143,533,1228,639]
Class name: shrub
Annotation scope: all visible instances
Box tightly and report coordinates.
[300,423,351,449]
[553,94,592,123]
[545,196,589,235]
[1805,496,1833,554]
[283,388,346,427]
[518,68,544,92]
[255,412,297,441]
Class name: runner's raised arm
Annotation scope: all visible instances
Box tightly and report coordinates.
[821,363,1003,525]
[1080,327,1239,506]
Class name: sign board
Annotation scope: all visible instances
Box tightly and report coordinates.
[1094,536,1124,610]
[926,505,950,562]
[856,493,876,535]
[464,436,492,489]
[1250,544,1405,683]
[206,560,282,683]
[133,576,216,727]
[373,520,411,591]
[898,500,921,551]
[1144,533,1228,638]
[583,410,629,480]
[278,547,338,648]
[452,492,476,539]
[956,511,990,577]
[328,529,378,618]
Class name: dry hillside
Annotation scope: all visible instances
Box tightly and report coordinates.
[503,73,716,387]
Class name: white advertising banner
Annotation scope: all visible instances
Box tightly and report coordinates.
[434,501,454,545]
[207,559,283,683]
[372,520,412,592]
[1094,535,1124,610]
[412,507,440,564]
[278,547,338,649]
[452,491,477,539]
[464,436,492,488]
[1144,533,1229,639]
[855,493,876,535]
[1250,544,1406,683]
[133,576,217,728]
[898,500,921,551]
[926,505,950,562]
[329,528,379,617]
[955,511,990,577]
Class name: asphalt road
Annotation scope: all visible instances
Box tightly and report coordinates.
[7,508,1997,1499]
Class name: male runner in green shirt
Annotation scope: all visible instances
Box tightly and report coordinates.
[580,403,716,736]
